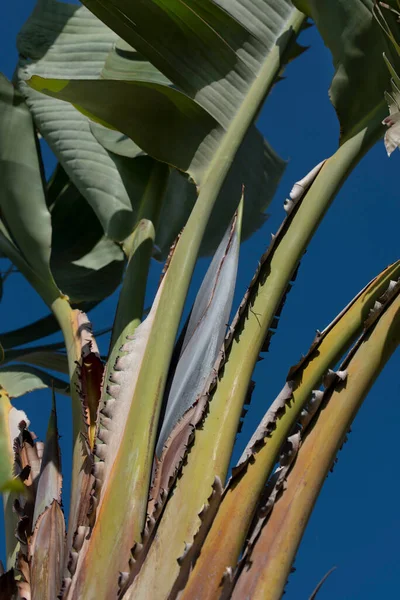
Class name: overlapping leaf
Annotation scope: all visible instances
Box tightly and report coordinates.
[227,278,400,600]
[293,0,398,141]
[17,0,135,242]
[174,266,400,600]
[0,74,59,302]
[27,3,308,597]
[49,168,125,302]
[24,0,298,250]
[156,204,242,456]
[32,395,62,526]
[18,0,285,256]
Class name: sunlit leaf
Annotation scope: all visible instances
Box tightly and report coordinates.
[293,0,397,140]
[0,365,69,398]
[156,202,242,456]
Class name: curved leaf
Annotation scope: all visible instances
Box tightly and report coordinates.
[98,35,284,255]
[49,174,125,302]
[3,349,69,375]
[0,365,69,398]
[156,202,242,456]
[17,0,143,242]
[0,74,58,301]
[293,0,397,141]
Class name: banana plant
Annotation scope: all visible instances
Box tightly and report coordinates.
[0,0,399,599]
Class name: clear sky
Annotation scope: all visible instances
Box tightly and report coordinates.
[1,2,400,599]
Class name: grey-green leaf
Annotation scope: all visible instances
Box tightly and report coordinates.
[0,365,69,398]
[156,201,242,455]
[16,0,142,241]
[293,0,396,141]
[25,0,290,251]
[32,394,62,526]
[98,37,280,255]
[0,74,58,297]
[49,174,125,302]
[4,349,69,375]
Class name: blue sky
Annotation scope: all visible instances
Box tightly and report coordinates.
[1,2,400,599]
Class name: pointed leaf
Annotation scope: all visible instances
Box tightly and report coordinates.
[156,203,242,455]
[32,394,62,526]
[128,259,400,600]
[230,285,400,600]
[29,501,65,600]
[177,269,400,600]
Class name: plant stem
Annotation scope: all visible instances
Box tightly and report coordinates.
[182,109,386,491]
[72,13,307,600]
[231,290,400,600]
[110,160,169,351]
[50,296,84,553]
[126,113,385,600]
[177,265,400,600]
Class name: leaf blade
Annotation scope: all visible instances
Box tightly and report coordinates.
[156,201,242,455]
[0,74,58,300]
[0,365,69,398]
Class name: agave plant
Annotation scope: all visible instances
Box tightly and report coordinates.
[0,0,399,599]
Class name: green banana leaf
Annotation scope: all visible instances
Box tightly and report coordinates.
[22,0,292,257]
[49,169,125,302]
[293,0,399,141]
[18,0,284,256]
[0,74,59,302]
